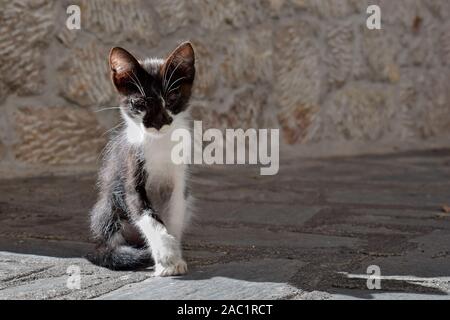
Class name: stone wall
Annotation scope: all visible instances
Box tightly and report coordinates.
[1,0,450,176]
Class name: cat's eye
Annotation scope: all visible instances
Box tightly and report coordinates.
[130,98,145,112]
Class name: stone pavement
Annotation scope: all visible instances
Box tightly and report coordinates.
[1,150,450,299]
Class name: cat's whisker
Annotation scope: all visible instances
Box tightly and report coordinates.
[166,76,186,94]
[97,126,124,162]
[130,70,146,97]
[132,70,146,97]
[125,70,145,97]
[127,76,143,96]
[165,60,183,95]
[130,72,143,95]
[162,63,170,92]
[95,107,121,113]
[102,121,124,137]
[163,60,178,93]
[167,85,181,95]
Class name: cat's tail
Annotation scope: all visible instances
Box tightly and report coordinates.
[85,245,153,271]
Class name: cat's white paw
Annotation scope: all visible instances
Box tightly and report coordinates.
[152,233,181,263]
[151,232,187,276]
[154,259,187,277]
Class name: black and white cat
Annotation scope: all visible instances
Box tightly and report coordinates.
[87,42,195,276]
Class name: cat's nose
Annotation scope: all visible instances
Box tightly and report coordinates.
[158,116,172,131]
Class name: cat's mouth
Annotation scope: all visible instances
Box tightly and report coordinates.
[141,124,171,138]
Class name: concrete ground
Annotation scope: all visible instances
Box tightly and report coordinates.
[1,150,450,299]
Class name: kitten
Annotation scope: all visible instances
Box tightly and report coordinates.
[87,42,195,276]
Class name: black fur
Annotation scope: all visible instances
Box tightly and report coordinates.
[86,245,152,271]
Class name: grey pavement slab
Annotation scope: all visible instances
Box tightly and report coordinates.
[185,225,363,249]
[98,259,304,300]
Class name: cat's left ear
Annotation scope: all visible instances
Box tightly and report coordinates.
[161,42,195,91]
[109,47,145,96]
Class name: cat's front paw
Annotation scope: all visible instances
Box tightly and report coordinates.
[151,233,187,276]
[154,259,187,277]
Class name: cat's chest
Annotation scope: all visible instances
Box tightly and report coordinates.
[141,138,185,212]
[142,136,184,187]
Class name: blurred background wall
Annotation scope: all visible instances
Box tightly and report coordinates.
[0,0,450,177]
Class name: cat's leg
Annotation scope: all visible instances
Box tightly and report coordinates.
[143,167,190,275]
[90,196,121,244]
[135,212,187,276]
[124,154,187,276]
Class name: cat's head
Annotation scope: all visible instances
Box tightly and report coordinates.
[109,42,195,137]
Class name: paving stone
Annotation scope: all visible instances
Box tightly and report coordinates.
[98,259,303,300]
[197,200,322,227]
[0,252,152,300]
[325,188,450,208]
[185,225,363,249]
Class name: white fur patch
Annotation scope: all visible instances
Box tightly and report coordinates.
[135,214,187,276]
[122,110,144,144]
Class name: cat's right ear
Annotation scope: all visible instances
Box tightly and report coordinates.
[109,47,141,95]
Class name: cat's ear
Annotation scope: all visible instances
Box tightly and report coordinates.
[161,42,195,90]
[109,47,142,95]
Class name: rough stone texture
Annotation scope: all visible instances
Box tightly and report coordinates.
[58,41,115,107]
[194,0,269,31]
[0,139,4,161]
[440,21,450,66]
[398,69,450,140]
[362,27,401,83]
[190,38,218,98]
[0,0,54,98]
[1,0,450,174]
[274,21,321,144]
[219,27,272,88]
[321,83,395,141]
[153,0,192,35]
[192,87,269,130]
[324,21,355,88]
[13,107,106,165]
[78,0,159,45]
[421,71,450,136]
[291,0,357,18]
[1,151,450,299]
